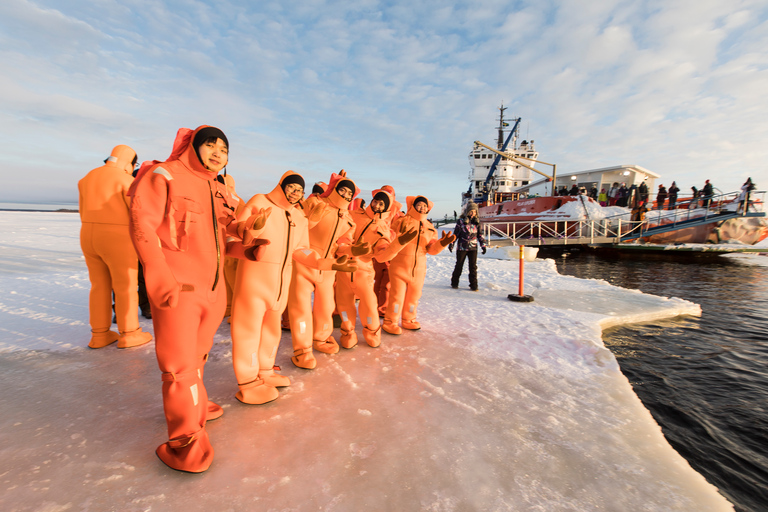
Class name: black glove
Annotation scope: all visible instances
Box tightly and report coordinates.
[481,246,486,255]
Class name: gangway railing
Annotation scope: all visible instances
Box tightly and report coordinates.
[480,190,765,246]
[483,218,644,246]
[621,190,765,241]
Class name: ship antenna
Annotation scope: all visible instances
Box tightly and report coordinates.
[497,103,507,149]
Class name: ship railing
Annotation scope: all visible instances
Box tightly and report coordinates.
[603,190,766,239]
[483,218,644,245]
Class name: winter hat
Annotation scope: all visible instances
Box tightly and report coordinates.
[373,191,390,212]
[413,197,428,209]
[281,173,305,192]
[466,202,478,213]
[312,182,326,195]
[336,179,355,194]
[193,127,228,153]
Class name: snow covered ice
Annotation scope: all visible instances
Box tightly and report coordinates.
[0,212,734,511]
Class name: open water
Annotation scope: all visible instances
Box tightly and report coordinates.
[553,250,768,512]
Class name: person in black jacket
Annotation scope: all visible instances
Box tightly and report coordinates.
[449,202,487,291]
[668,181,679,209]
[701,179,714,208]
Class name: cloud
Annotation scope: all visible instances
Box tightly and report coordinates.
[1,0,768,214]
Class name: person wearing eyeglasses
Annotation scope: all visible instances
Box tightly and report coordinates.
[382,196,456,334]
[287,171,369,369]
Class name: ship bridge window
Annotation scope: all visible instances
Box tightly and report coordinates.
[474,154,480,159]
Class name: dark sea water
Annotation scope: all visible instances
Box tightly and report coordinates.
[552,250,768,512]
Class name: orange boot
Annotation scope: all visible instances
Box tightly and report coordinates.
[363,325,382,347]
[118,327,152,348]
[314,335,340,354]
[236,378,279,405]
[156,367,213,473]
[339,327,358,349]
[259,367,291,387]
[292,347,317,369]
[89,329,119,349]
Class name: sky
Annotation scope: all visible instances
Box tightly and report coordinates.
[2,0,768,217]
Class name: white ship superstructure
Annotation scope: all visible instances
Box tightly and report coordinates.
[466,105,537,205]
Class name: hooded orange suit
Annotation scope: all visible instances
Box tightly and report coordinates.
[130,126,247,473]
[287,172,358,369]
[382,196,454,334]
[79,145,152,349]
[231,172,351,402]
[335,188,397,348]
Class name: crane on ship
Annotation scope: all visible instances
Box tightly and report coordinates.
[470,105,557,205]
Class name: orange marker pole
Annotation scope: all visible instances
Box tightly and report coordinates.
[508,245,534,302]
[519,245,524,296]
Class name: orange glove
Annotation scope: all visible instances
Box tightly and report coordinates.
[143,258,180,309]
[350,241,371,256]
[438,231,457,247]
[331,255,358,272]
[242,207,271,246]
[306,201,328,224]
[397,224,418,245]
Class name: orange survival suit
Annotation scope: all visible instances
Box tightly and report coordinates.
[287,172,361,369]
[79,145,152,349]
[373,185,403,316]
[335,188,398,348]
[231,172,355,403]
[129,126,250,473]
[382,196,455,335]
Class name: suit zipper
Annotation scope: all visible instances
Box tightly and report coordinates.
[277,211,293,303]
[209,181,220,291]
[351,219,375,283]
[411,222,422,277]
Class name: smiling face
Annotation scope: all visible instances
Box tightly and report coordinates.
[197,138,228,173]
[336,186,353,202]
[414,201,428,214]
[284,183,304,204]
[370,198,386,213]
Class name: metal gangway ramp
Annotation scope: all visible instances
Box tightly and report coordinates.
[481,191,765,247]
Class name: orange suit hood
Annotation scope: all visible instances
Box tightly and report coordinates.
[128,125,222,197]
[321,171,360,211]
[406,195,433,222]
[365,188,395,222]
[268,171,304,210]
[106,145,137,173]
[78,144,138,225]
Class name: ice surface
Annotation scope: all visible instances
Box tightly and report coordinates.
[0,212,734,511]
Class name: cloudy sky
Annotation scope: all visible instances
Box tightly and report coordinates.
[2,0,767,217]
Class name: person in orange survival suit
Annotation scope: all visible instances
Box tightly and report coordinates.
[280,181,327,332]
[130,126,268,473]
[79,145,153,349]
[231,171,358,402]
[382,196,456,335]
[221,173,244,320]
[335,188,418,348]
[288,171,371,369]
[373,185,403,317]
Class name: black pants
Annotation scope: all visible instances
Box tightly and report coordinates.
[451,249,478,290]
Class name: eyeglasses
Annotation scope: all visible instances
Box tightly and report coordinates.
[285,184,304,196]
[337,187,353,200]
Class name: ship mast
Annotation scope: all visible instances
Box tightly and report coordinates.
[497,104,507,149]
